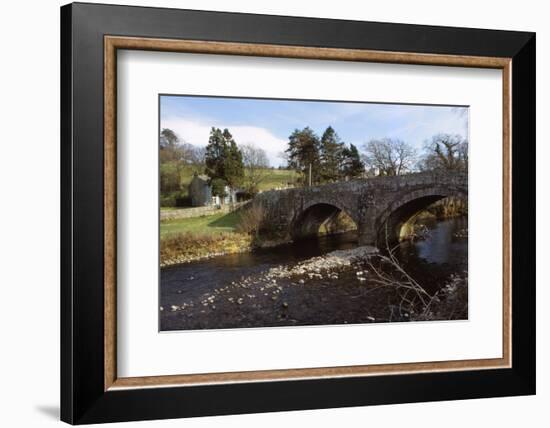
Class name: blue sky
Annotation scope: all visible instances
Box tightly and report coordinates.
[160,95,468,167]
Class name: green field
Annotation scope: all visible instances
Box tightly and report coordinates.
[181,167,297,191]
[252,169,298,191]
[173,166,297,194]
[160,211,242,238]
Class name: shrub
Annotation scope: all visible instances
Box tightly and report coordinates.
[160,191,190,207]
[175,195,192,207]
[160,162,182,193]
[160,192,178,207]
[427,196,468,218]
[236,203,265,237]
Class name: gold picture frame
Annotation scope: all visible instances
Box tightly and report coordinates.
[103,36,512,391]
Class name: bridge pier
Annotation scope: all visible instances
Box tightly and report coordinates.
[357,217,377,246]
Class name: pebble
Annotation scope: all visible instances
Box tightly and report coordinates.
[162,246,380,318]
[264,246,378,281]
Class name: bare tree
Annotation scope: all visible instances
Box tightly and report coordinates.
[420,133,468,172]
[159,128,206,166]
[182,144,206,165]
[241,144,269,194]
[365,227,468,321]
[277,150,290,165]
[362,138,417,176]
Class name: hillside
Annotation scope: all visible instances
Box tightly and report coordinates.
[161,165,298,207]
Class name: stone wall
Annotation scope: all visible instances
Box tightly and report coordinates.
[160,201,249,221]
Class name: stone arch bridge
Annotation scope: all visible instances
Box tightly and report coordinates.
[253,171,467,246]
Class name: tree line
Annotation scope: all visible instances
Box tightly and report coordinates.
[160,127,271,203]
[160,125,468,204]
[363,134,468,176]
[285,126,364,185]
[285,126,468,185]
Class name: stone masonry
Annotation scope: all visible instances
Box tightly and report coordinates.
[253,171,467,245]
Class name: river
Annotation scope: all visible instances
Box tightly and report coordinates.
[160,217,468,331]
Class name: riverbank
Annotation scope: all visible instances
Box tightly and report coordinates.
[161,205,299,266]
[161,244,391,330]
[160,223,468,331]
[160,232,297,266]
[160,231,253,267]
[160,210,245,266]
[160,206,467,267]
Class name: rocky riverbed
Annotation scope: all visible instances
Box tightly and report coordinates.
[158,245,408,330]
[163,246,378,307]
[160,219,468,331]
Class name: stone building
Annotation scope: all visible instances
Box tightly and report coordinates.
[188,174,212,206]
[188,174,246,206]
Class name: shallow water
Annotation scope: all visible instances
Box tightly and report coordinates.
[160,217,468,331]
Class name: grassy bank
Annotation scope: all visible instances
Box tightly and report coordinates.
[160,210,251,265]
[160,211,241,238]
[159,205,358,265]
[160,231,253,266]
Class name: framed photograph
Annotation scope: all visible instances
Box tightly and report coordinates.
[61,2,535,424]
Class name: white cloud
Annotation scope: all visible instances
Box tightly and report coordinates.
[363,107,468,150]
[161,118,288,166]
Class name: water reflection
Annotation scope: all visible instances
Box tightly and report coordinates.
[409,217,467,265]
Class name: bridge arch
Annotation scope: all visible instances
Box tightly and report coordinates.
[252,172,468,246]
[375,185,467,244]
[291,200,358,240]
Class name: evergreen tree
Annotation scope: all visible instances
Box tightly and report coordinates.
[224,136,245,188]
[204,127,244,198]
[210,178,228,199]
[205,127,227,184]
[341,143,365,179]
[285,127,321,185]
[319,126,344,182]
